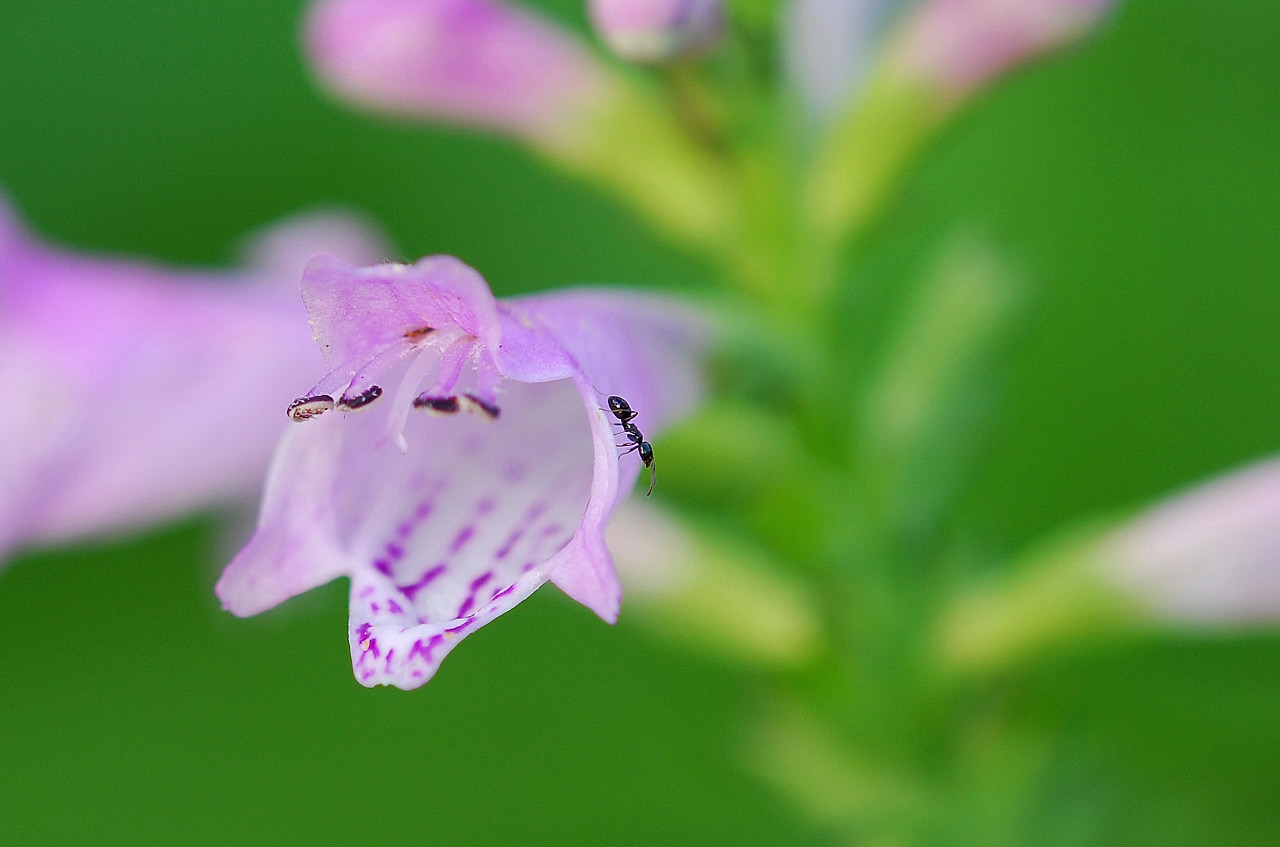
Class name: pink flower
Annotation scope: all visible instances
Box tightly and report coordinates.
[216,254,709,688]
[888,0,1116,100]
[0,197,387,560]
[305,0,615,149]
[588,0,725,63]
[1104,455,1280,625]
[787,0,1115,121]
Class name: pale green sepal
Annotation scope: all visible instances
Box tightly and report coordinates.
[743,696,930,841]
[554,81,739,257]
[857,233,1023,533]
[805,73,940,246]
[607,500,823,669]
[935,523,1147,679]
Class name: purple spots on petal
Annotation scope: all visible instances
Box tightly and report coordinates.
[428,633,445,661]
[456,595,476,617]
[409,634,447,665]
[492,583,517,601]
[521,561,536,573]
[362,669,375,681]
[399,564,447,600]
[446,618,476,634]
[370,602,380,614]
[389,499,435,544]
[470,571,494,591]
[373,499,439,582]
[539,523,564,538]
[494,526,525,560]
[358,585,375,598]
[494,502,549,560]
[356,622,372,643]
[476,496,496,515]
[449,526,475,554]
[385,649,395,671]
[365,637,381,659]
[412,670,424,680]
[388,599,403,615]
[502,461,527,482]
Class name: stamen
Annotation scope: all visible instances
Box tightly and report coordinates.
[383,345,444,453]
[337,384,384,411]
[414,395,460,414]
[341,339,418,409]
[404,325,434,341]
[415,336,475,400]
[287,394,335,422]
[459,393,501,420]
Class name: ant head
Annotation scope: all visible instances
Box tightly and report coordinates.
[607,396,630,414]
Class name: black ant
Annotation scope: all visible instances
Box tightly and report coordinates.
[605,395,655,496]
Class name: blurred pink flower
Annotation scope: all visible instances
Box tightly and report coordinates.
[888,0,1116,100]
[216,254,709,688]
[788,0,1115,121]
[1104,455,1280,625]
[0,198,388,560]
[305,0,614,148]
[588,0,724,63]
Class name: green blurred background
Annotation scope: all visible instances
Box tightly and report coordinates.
[1,0,1278,844]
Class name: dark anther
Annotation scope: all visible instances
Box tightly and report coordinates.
[414,395,460,414]
[287,394,335,422]
[460,393,501,420]
[404,325,434,341]
[337,385,384,411]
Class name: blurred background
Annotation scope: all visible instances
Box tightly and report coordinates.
[2,0,1278,844]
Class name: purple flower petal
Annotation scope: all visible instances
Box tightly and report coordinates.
[217,255,710,688]
[0,195,388,560]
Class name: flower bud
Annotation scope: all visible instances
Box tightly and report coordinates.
[587,0,724,64]
[888,0,1117,99]
[1104,456,1280,625]
[305,0,615,148]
